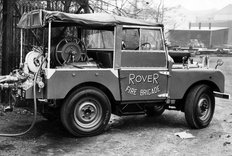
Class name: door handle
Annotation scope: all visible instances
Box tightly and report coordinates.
[120,76,127,79]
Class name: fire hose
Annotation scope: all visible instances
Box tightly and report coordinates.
[0,56,47,137]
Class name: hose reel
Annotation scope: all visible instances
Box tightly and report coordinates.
[54,37,88,66]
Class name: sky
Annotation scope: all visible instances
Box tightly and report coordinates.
[164,0,232,11]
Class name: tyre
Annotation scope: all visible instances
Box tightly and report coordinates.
[184,85,215,129]
[146,105,165,117]
[61,86,111,137]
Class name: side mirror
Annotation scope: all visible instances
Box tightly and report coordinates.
[164,40,170,48]
[215,59,224,69]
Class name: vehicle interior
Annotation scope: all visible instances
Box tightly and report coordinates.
[48,26,114,69]
[28,25,166,70]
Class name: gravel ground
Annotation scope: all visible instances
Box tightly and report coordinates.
[0,56,232,156]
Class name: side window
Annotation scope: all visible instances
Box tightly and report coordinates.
[122,28,139,50]
[141,29,164,50]
[121,27,166,67]
[122,28,164,51]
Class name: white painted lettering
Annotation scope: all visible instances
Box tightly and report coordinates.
[140,85,160,96]
[125,86,137,95]
[129,74,135,85]
[135,75,142,83]
[153,74,159,84]
[128,73,160,85]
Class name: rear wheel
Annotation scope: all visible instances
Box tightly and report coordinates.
[184,85,215,129]
[61,87,111,137]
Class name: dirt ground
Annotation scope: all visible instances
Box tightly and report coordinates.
[0,56,232,156]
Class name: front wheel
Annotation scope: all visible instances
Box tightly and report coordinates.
[61,87,111,137]
[184,85,215,129]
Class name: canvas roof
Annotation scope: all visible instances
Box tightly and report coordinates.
[17,9,163,29]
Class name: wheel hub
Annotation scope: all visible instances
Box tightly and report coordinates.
[200,101,209,112]
[197,97,210,120]
[79,102,97,122]
[73,99,102,130]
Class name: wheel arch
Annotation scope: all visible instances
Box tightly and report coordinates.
[179,80,219,111]
[184,80,220,97]
[64,81,117,112]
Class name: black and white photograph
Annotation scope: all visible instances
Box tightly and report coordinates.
[0,0,231,155]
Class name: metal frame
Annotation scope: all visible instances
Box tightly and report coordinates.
[121,26,166,52]
[121,26,168,69]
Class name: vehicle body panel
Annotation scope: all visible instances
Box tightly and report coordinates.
[46,69,120,100]
[169,68,225,99]
[121,51,166,67]
[119,69,168,101]
[26,69,121,100]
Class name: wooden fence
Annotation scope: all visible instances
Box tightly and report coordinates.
[1,1,83,75]
[0,1,2,75]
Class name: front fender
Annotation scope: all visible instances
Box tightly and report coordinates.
[169,68,225,99]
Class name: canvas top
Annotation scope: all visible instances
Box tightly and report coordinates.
[17,9,163,29]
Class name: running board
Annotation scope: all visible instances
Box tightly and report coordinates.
[118,111,146,116]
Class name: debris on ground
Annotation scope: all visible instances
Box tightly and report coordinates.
[0,111,5,116]
[223,142,231,146]
[223,119,232,123]
[174,131,195,139]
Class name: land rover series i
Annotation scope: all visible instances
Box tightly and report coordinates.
[0,10,229,137]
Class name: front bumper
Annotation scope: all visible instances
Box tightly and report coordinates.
[213,91,230,99]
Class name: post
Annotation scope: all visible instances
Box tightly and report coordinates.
[189,22,191,29]
[209,30,212,48]
[199,22,201,30]
[20,29,23,66]
[2,0,14,103]
[2,0,14,75]
[47,21,51,69]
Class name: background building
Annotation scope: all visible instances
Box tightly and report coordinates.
[168,4,232,48]
[168,26,229,48]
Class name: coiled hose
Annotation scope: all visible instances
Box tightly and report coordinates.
[0,56,47,137]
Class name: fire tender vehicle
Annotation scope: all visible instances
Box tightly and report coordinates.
[0,10,230,137]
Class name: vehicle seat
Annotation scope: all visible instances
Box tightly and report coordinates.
[96,51,113,68]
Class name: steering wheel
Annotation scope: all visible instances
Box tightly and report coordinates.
[55,37,87,65]
[141,42,151,50]
[135,42,151,50]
